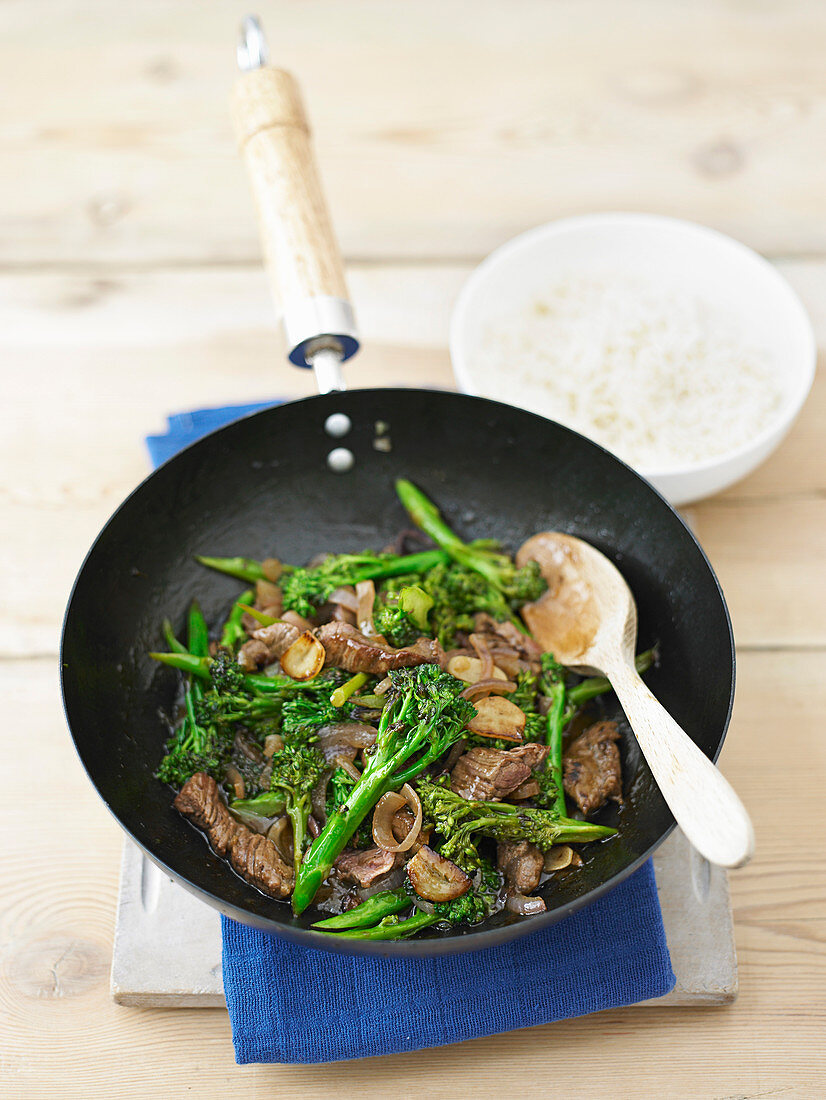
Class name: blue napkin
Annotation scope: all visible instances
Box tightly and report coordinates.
[147,401,675,1065]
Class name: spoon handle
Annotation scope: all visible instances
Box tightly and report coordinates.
[606,660,754,868]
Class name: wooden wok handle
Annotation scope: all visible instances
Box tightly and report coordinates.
[232,49,358,374]
[607,659,755,868]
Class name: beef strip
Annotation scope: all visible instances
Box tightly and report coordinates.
[450,746,532,801]
[316,621,445,674]
[334,846,400,887]
[563,720,623,816]
[508,743,549,770]
[174,771,238,855]
[497,840,544,894]
[174,772,294,899]
[237,622,300,671]
[473,613,544,662]
[229,828,294,899]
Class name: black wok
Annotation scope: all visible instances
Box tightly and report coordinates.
[60,386,735,956]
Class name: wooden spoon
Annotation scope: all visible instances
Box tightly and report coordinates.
[517,532,754,869]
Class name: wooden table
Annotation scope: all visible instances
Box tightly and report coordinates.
[2,3,825,1095]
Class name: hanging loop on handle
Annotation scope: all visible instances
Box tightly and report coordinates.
[232,17,358,391]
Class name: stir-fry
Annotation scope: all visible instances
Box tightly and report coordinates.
[152,479,654,939]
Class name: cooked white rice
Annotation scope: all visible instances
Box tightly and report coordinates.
[470,272,784,470]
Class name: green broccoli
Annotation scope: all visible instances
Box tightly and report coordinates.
[372,581,434,646]
[395,479,547,629]
[269,744,326,867]
[279,548,449,619]
[373,603,421,648]
[292,663,476,914]
[156,690,234,788]
[156,603,235,788]
[433,861,502,926]
[280,692,352,745]
[417,777,616,868]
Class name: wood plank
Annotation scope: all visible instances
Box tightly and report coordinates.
[694,495,826,649]
[1,651,823,1096]
[3,1,826,264]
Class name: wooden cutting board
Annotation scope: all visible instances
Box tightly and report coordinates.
[110,827,736,1008]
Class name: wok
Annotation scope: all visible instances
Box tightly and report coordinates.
[59,23,735,956]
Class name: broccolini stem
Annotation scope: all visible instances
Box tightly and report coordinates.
[348,693,388,709]
[347,549,450,585]
[566,648,656,712]
[231,792,286,817]
[293,692,423,913]
[545,681,567,818]
[325,911,440,940]
[330,673,368,708]
[396,479,467,558]
[291,761,396,914]
[236,602,279,627]
[311,889,410,930]
[187,601,209,659]
[195,555,270,584]
[162,618,188,656]
[219,589,254,650]
[148,651,330,695]
[396,479,507,589]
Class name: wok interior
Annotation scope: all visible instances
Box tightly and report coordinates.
[61,389,733,953]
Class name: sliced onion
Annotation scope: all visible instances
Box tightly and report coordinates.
[372,792,405,848]
[311,767,334,823]
[266,816,293,863]
[329,586,359,612]
[316,721,378,764]
[229,806,277,834]
[469,633,494,680]
[355,580,376,635]
[280,610,315,632]
[410,894,436,916]
[256,578,282,606]
[505,892,546,916]
[225,765,245,800]
[373,784,423,853]
[374,675,392,696]
[263,733,284,758]
[261,557,283,582]
[336,757,362,782]
[461,677,517,702]
[355,866,407,899]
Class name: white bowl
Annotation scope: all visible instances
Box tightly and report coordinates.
[450,213,815,506]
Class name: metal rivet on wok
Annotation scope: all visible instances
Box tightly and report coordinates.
[327,447,355,473]
[324,413,352,438]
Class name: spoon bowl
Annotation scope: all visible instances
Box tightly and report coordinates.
[518,531,755,870]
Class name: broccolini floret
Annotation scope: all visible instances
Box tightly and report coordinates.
[396,479,547,630]
[279,548,449,619]
[417,777,616,866]
[269,743,326,867]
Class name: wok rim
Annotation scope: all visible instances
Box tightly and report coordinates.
[59,387,735,957]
